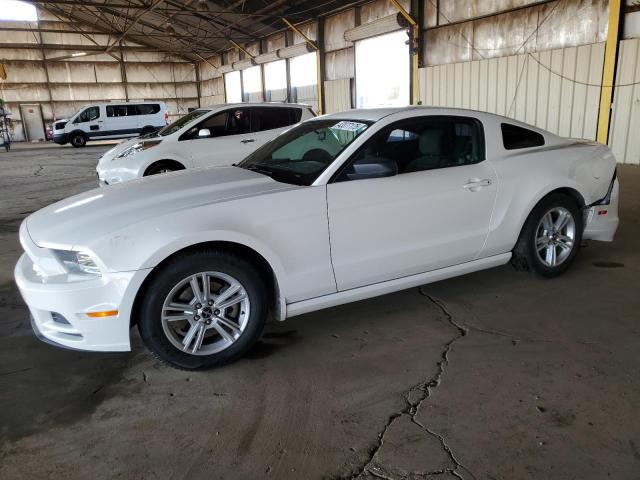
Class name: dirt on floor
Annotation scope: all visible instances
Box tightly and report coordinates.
[0,144,638,480]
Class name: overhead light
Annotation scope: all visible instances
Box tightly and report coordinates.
[71,52,87,57]
[196,0,208,12]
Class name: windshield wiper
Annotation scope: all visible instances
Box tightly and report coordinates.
[245,165,274,178]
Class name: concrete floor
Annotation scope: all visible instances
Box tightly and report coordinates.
[0,143,638,480]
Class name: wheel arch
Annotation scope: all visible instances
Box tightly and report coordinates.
[68,129,88,139]
[143,159,186,176]
[130,240,284,328]
[513,184,587,249]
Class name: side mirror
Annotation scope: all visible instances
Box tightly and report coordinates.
[345,156,398,181]
[198,128,211,138]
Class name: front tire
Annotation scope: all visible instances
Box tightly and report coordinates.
[137,249,268,370]
[70,133,86,148]
[145,161,185,176]
[512,194,583,277]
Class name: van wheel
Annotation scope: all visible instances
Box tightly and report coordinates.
[70,133,86,148]
[140,126,156,137]
[145,161,185,176]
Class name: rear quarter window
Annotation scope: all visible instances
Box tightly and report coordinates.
[501,123,545,150]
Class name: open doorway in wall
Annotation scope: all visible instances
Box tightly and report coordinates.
[242,65,262,102]
[264,60,287,102]
[355,30,409,108]
[224,71,242,103]
[289,52,318,112]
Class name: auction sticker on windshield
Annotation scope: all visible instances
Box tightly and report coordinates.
[332,121,368,132]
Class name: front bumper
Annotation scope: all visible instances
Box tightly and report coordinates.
[53,133,69,145]
[15,252,148,352]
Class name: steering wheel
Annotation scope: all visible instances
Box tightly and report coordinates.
[302,148,332,164]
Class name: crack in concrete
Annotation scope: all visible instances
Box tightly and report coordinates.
[340,289,475,480]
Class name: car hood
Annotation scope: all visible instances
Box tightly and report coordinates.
[26,166,298,249]
[97,137,146,164]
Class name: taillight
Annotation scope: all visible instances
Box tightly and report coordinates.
[164,111,169,125]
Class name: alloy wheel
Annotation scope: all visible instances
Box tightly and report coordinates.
[160,271,250,355]
[535,207,576,267]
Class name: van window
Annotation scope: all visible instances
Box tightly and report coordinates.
[75,106,100,123]
[137,104,160,115]
[106,104,161,117]
[501,123,545,150]
[251,107,302,132]
[107,105,127,117]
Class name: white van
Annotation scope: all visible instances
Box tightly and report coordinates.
[96,102,315,186]
[53,101,168,148]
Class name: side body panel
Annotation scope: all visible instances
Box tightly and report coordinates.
[483,142,616,257]
[327,161,498,290]
[85,185,336,304]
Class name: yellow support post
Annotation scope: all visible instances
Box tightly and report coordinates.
[193,53,225,104]
[230,40,255,61]
[596,0,622,144]
[281,18,323,114]
[389,0,419,105]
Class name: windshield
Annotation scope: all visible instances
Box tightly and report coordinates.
[238,119,371,186]
[158,109,209,137]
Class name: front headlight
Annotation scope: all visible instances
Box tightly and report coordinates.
[53,250,101,276]
[116,140,161,159]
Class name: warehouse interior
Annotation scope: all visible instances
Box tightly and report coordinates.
[1,1,639,479]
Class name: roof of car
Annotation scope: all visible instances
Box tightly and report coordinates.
[198,102,312,111]
[317,106,512,122]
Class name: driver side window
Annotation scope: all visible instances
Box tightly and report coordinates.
[335,116,485,182]
[182,111,229,140]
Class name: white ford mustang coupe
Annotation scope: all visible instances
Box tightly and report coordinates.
[15,107,619,370]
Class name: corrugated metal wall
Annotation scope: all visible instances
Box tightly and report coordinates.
[324,78,351,113]
[609,38,640,165]
[419,43,605,142]
[293,85,318,113]
[0,11,200,141]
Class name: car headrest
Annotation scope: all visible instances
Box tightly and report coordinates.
[419,129,444,155]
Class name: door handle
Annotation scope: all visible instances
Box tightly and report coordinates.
[463,178,492,191]
[240,139,255,144]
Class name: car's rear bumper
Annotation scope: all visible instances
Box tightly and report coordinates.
[583,178,619,242]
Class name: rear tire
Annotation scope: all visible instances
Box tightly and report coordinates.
[145,161,185,176]
[70,133,86,148]
[511,193,583,277]
[137,249,268,370]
